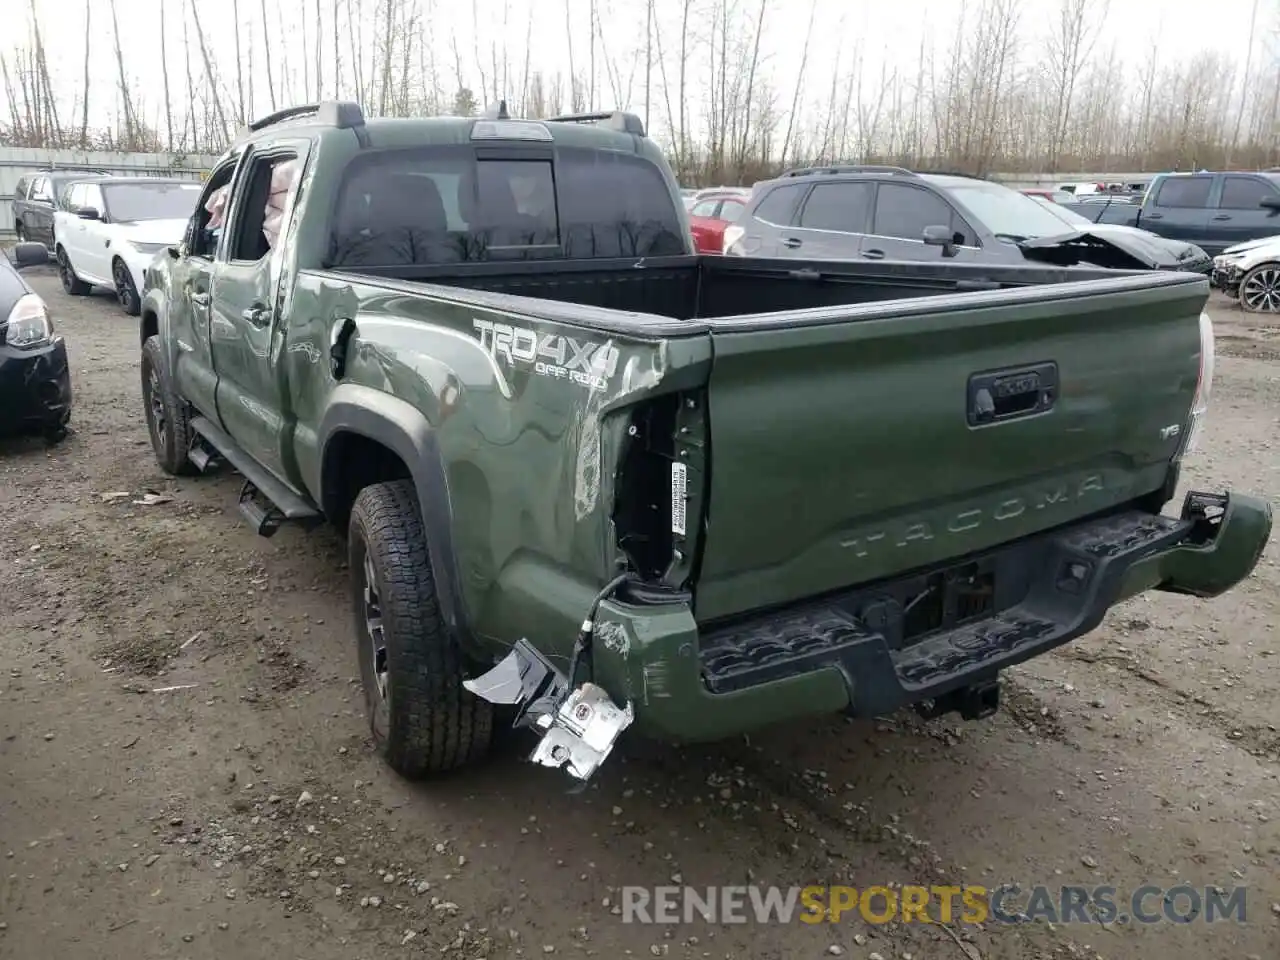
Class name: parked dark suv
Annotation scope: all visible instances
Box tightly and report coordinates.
[12,171,112,247]
[724,165,1208,272]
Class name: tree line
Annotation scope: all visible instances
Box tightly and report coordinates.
[2,0,1279,184]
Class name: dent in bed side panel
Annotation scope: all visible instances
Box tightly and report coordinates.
[291,270,707,665]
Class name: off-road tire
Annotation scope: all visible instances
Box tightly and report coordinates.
[57,246,91,296]
[349,479,494,778]
[113,258,141,316]
[141,335,197,475]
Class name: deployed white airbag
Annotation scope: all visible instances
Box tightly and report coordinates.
[200,157,300,249]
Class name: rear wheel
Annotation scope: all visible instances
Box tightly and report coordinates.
[113,258,141,316]
[57,247,90,296]
[141,335,196,475]
[1240,264,1280,313]
[349,479,494,778]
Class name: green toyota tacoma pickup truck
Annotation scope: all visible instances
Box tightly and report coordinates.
[138,101,1271,783]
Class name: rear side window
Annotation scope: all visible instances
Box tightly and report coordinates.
[327,146,683,267]
[798,182,873,233]
[751,183,805,225]
[1153,177,1211,209]
[873,184,957,240]
[15,177,30,200]
[1219,176,1278,209]
[719,199,745,222]
[690,198,719,217]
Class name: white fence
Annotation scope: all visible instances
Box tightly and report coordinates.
[0,146,219,235]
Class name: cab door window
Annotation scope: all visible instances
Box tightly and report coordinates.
[1218,176,1279,210]
[873,184,959,241]
[1152,177,1212,209]
[797,182,874,234]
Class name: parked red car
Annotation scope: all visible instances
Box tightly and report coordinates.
[688,189,750,253]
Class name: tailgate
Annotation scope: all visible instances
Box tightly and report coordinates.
[694,273,1207,622]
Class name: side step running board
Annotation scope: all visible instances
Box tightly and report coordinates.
[190,417,321,537]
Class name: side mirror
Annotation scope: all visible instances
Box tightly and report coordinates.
[167,244,182,260]
[922,224,957,258]
[1260,196,1280,211]
[11,242,50,269]
[75,206,101,220]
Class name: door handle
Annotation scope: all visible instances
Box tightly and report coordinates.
[863,248,886,259]
[781,237,802,248]
[242,304,270,328]
[1212,214,1231,221]
[190,292,210,308]
[1145,212,1163,219]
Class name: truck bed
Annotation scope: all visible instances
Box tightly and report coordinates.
[314,253,1210,627]
[332,254,1145,326]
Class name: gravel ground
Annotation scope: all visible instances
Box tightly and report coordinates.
[1,267,1277,960]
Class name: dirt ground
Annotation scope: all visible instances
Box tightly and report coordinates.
[1,266,1277,960]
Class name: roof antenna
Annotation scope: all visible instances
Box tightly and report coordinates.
[483,99,511,120]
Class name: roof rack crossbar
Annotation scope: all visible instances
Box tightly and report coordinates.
[546,110,646,137]
[782,164,918,178]
[236,101,366,141]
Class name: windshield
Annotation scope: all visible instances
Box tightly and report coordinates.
[102,182,202,222]
[1029,195,1091,227]
[946,182,1079,239]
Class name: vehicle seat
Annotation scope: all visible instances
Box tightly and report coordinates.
[331,172,457,266]
[457,170,550,254]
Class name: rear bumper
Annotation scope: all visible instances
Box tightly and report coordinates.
[0,337,72,433]
[592,491,1272,743]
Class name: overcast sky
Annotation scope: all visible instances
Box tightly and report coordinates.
[5,0,1273,145]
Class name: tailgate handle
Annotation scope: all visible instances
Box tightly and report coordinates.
[967,362,1058,427]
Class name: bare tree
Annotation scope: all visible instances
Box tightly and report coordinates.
[1043,0,1105,170]
[779,0,817,167]
[189,0,230,143]
[260,0,277,111]
[160,1,174,149]
[1227,0,1262,166]
[233,0,246,122]
[182,5,197,148]
[108,0,136,146]
[564,0,580,111]
[316,0,324,99]
[80,0,92,146]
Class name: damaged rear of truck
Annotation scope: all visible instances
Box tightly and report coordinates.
[331,264,1270,775]
[140,102,1273,784]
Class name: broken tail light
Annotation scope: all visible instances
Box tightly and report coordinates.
[1176,311,1215,460]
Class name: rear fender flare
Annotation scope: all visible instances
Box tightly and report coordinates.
[316,385,472,652]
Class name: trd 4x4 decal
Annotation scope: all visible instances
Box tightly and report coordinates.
[473,318,619,391]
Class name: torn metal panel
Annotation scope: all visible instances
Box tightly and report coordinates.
[1017,228,1208,272]
[464,638,634,783]
[528,682,634,781]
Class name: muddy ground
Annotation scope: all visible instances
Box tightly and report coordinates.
[1,267,1277,960]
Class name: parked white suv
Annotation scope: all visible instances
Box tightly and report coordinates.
[54,178,202,315]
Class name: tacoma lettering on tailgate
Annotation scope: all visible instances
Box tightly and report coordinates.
[840,474,1106,558]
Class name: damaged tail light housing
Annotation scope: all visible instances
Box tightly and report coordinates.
[1176,310,1215,460]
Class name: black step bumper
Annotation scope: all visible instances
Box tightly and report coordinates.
[692,492,1272,722]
